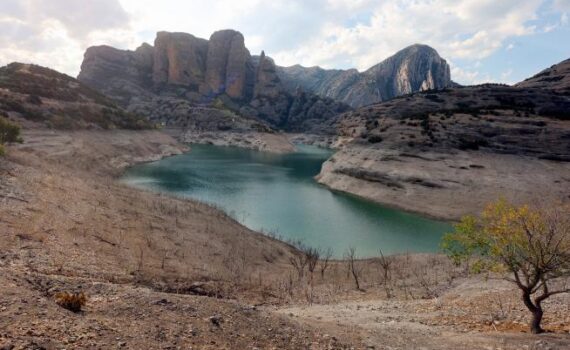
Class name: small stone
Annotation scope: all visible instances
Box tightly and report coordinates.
[209,315,223,327]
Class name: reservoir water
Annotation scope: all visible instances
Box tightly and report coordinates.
[122,144,451,257]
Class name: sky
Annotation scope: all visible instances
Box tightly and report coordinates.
[0,0,569,85]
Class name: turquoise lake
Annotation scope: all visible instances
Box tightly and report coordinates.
[122,144,451,257]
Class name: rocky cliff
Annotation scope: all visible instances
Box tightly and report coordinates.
[277,44,452,108]
[78,30,349,132]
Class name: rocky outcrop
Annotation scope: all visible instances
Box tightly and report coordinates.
[277,44,452,108]
[204,30,254,100]
[78,30,350,132]
[79,44,155,105]
[152,31,208,88]
[254,51,282,98]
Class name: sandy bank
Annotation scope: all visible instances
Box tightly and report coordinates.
[317,145,570,221]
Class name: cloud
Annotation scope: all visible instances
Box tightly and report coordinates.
[0,0,131,75]
[553,0,570,12]
[0,0,566,84]
[271,0,544,72]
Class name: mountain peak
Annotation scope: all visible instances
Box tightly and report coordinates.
[277,43,451,108]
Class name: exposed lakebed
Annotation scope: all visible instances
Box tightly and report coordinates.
[122,144,451,257]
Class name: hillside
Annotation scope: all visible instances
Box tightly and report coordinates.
[316,70,570,219]
[0,63,150,130]
[515,58,570,93]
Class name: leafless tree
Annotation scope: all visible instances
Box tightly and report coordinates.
[289,243,309,281]
[305,247,320,285]
[377,249,393,298]
[320,248,333,279]
[345,247,364,290]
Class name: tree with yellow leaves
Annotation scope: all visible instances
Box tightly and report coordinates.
[442,199,570,334]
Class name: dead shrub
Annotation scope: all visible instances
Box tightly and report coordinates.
[55,292,87,313]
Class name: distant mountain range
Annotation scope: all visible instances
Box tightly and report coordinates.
[77,30,453,131]
[277,44,452,108]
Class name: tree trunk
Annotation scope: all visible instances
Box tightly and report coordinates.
[530,306,544,334]
[522,290,545,334]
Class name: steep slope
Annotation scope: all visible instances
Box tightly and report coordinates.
[277,44,452,108]
[515,58,570,94]
[78,30,349,132]
[0,62,150,129]
[316,80,570,220]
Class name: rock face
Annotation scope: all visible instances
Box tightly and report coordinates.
[79,44,155,106]
[152,32,208,88]
[277,44,452,108]
[204,30,254,100]
[254,51,282,99]
[78,30,349,132]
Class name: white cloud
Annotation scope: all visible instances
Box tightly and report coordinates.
[272,0,544,72]
[0,0,566,84]
[553,0,570,12]
[0,0,131,75]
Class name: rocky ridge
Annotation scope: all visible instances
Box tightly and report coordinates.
[516,58,570,93]
[277,44,453,108]
[78,30,349,132]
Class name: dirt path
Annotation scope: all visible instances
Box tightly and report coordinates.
[275,279,570,350]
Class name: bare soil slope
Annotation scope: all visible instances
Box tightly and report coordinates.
[1,130,360,349]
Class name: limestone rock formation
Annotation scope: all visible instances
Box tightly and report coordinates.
[277,44,452,108]
[78,44,155,105]
[254,51,282,98]
[152,31,208,88]
[78,30,350,132]
[204,30,253,100]
[78,31,458,131]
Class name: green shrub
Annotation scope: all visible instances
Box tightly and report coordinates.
[0,116,23,145]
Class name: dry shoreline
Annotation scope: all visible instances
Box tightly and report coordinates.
[2,129,365,348]
[164,128,297,154]
[316,144,570,221]
[1,129,569,349]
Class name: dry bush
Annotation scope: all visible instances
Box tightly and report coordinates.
[345,247,365,291]
[376,249,393,298]
[55,292,87,313]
